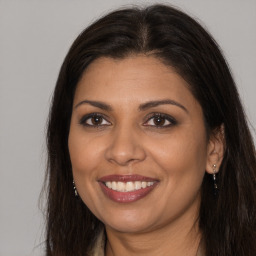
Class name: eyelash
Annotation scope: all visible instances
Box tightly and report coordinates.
[79,113,111,127]
[144,113,177,128]
[79,113,177,128]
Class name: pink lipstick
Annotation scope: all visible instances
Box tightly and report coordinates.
[98,175,158,203]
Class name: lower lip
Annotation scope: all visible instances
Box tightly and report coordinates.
[99,182,158,203]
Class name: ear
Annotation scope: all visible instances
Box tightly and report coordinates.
[206,124,225,174]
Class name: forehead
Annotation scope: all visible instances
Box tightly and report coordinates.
[74,55,198,109]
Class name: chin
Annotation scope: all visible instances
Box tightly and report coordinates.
[106,221,153,234]
[100,210,158,234]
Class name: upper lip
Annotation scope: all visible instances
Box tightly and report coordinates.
[98,174,158,183]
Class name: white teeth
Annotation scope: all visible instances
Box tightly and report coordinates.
[134,181,142,190]
[141,181,147,188]
[105,181,155,192]
[106,181,112,188]
[112,181,117,190]
[126,181,134,192]
[117,181,125,192]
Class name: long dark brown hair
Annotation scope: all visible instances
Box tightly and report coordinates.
[45,4,256,256]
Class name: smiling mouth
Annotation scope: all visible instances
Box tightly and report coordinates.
[98,175,158,203]
[104,181,155,192]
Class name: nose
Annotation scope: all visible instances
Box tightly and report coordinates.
[105,125,146,166]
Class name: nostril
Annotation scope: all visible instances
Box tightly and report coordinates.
[104,136,146,166]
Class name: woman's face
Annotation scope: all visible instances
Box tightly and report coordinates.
[68,55,213,234]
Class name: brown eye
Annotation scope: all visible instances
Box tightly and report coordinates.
[91,116,103,125]
[80,113,111,127]
[153,116,166,126]
[144,113,177,128]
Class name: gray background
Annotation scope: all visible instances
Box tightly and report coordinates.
[0,0,255,255]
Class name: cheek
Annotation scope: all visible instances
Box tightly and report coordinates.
[68,129,104,208]
[151,133,208,218]
[68,123,103,174]
[150,128,208,186]
[68,146,100,220]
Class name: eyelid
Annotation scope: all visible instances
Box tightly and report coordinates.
[78,112,177,128]
[143,112,177,127]
[79,112,112,127]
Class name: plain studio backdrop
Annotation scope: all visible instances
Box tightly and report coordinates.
[0,0,255,255]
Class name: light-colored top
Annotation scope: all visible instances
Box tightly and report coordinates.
[91,230,205,256]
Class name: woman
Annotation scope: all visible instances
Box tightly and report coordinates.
[45,4,256,256]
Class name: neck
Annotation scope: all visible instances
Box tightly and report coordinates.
[105,208,201,256]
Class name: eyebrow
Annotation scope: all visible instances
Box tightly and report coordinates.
[75,100,113,111]
[75,99,188,113]
[139,99,188,113]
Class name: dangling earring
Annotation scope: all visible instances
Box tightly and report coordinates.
[73,180,78,197]
[212,164,218,196]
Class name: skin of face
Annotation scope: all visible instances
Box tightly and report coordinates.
[68,55,223,254]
